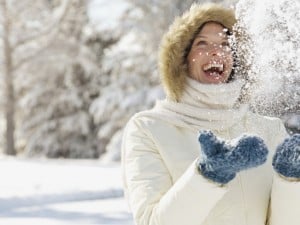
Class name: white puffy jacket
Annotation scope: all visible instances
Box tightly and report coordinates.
[121,79,300,225]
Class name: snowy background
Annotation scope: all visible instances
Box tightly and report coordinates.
[0,0,298,159]
[0,0,299,224]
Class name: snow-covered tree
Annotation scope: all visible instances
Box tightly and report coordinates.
[0,0,76,155]
[14,0,103,158]
[0,0,105,158]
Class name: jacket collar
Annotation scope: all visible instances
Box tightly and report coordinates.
[149,78,249,131]
[179,77,244,109]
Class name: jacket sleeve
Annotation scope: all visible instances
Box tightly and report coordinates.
[268,120,300,225]
[121,117,228,225]
[268,174,300,225]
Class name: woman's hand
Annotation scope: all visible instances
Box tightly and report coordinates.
[272,134,300,179]
[197,130,269,184]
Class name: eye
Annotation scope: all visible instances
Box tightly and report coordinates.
[221,41,230,47]
[195,40,207,46]
[221,42,231,51]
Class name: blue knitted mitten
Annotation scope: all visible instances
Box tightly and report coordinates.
[272,134,300,179]
[197,130,269,184]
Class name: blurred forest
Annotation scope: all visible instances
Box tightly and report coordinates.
[0,0,298,160]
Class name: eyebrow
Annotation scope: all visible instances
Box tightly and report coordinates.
[195,35,228,40]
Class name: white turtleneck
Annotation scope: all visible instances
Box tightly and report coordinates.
[143,77,249,132]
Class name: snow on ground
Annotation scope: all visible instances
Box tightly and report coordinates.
[0,157,133,225]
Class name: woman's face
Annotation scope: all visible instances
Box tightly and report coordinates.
[187,22,233,84]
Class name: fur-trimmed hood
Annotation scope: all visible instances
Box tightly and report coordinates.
[158,3,236,102]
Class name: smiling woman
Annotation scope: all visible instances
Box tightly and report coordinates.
[121,3,300,225]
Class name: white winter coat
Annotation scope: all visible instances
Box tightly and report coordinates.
[122,78,300,225]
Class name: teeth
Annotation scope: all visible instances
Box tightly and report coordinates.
[203,63,224,72]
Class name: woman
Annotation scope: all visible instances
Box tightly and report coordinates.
[121,3,300,225]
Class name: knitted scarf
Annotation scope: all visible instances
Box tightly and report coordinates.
[140,77,249,132]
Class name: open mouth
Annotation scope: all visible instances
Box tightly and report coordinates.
[203,63,225,78]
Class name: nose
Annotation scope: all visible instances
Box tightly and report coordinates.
[209,45,222,56]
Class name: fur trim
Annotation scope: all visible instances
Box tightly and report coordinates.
[159,3,236,101]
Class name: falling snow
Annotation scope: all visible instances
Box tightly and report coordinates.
[234,0,300,116]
